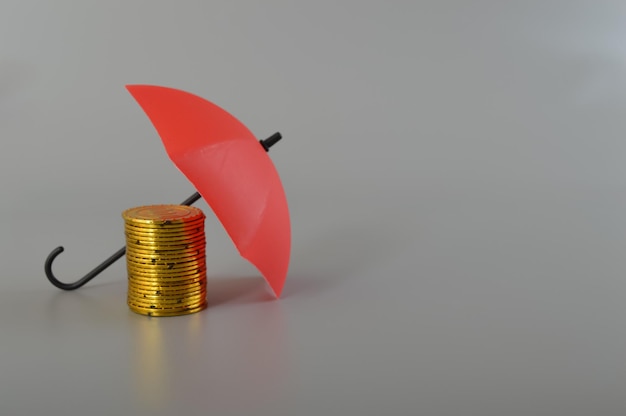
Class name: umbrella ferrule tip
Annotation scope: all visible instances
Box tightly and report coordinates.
[260,132,282,151]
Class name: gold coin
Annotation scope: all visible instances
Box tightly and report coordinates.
[128,278,205,288]
[126,294,206,309]
[125,234,206,245]
[129,287,205,296]
[128,298,206,309]
[123,217,205,229]
[128,294,205,304]
[126,248,205,258]
[123,224,204,235]
[128,265,205,273]
[126,254,204,263]
[128,279,207,295]
[127,292,206,306]
[126,246,205,256]
[127,254,203,262]
[125,227,204,236]
[128,282,205,292]
[126,242,206,256]
[124,217,204,228]
[128,272,206,282]
[128,302,206,312]
[126,257,205,266]
[128,273,206,284]
[123,217,205,230]
[126,245,204,253]
[129,268,205,277]
[128,273,206,285]
[127,291,207,304]
[126,262,206,272]
[127,251,206,264]
[129,282,204,291]
[124,234,205,244]
[126,243,206,256]
[126,242,205,252]
[125,246,205,256]
[128,276,205,287]
[124,224,204,238]
[127,299,207,311]
[125,240,205,251]
[128,287,206,298]
[129,299,205,308]
[122,205,204,224]
[128,285,204,295]
[128,286,205,296]
[127,300,205,311]
[125,248,205,259]
[128,280,205,292]
[126,251,204,261]
[128,258,204,267]
[124,227,205,237]
[126,256,205,268]
[127,305,203,315]
[127,267,206,277]
[127,262,205,270]
[128,302,207,317]
[128,279,206,289]
[129,285,206,294]
[129,291,206,300]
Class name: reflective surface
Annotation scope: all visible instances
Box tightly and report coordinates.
[2,1,626,415]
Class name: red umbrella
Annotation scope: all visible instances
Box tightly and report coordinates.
[126,85,290,297]
[44,86,290,298]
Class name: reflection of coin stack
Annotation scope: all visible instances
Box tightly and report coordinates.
[122,205,207,317]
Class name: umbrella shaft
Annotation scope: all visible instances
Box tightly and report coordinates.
[181,192,202,206]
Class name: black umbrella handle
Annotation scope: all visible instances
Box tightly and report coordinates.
[45,133,282,291]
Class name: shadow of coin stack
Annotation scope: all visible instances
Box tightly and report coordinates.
[122,205,207,316]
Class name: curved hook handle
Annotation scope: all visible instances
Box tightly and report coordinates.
[45,246,127,290]
[44,132,282,291]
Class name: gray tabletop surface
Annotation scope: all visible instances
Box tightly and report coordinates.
[2,1,625,415]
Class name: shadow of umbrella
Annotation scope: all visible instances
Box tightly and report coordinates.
[282,206,417,298]
[205,275,275,308]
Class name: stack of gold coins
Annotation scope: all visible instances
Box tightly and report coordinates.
[122,204,207,317]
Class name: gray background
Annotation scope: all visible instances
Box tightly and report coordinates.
[1,1,625,415]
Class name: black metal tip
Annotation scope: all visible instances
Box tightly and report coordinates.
[260,132,282,152]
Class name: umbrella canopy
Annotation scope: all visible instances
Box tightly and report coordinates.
[126,85,290,297]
